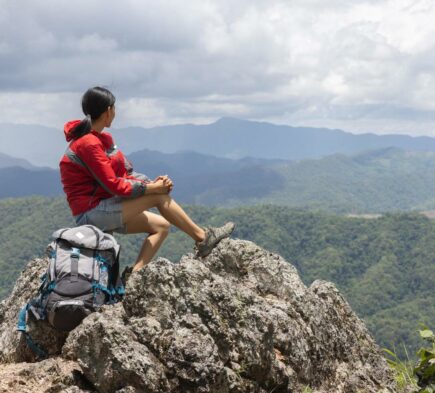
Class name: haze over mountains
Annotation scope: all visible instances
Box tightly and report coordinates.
[3,146,435,213]
[3,117,435,168]
[0,124,65,168]
[0,149,284,201]
[0,153,35,170]
[114,117,435,161]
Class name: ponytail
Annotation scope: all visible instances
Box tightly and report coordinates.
[70,114,92,139]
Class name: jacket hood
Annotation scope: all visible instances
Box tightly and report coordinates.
[64,120,82,142]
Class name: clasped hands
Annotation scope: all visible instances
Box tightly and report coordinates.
[153,175,173,193]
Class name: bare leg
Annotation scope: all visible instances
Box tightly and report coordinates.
[156,195,205,242]
[122,193,205,242]
[125,210,170,271]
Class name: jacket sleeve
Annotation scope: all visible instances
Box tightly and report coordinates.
[77,142,147,197]
[127,171,152,182]
[123,156,152,182]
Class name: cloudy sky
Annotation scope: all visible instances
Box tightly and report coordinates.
[2,0,435,135]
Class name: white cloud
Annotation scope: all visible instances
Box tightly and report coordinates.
[0,92,80,128]
[1,0,435,135]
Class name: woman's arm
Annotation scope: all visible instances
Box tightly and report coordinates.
[122,155,172,193]
[123,156,152,182]
[78,142,148,197]
[129,171,150,182]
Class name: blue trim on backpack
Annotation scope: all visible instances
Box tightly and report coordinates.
[115,286,125,296]
[17,303,48,360]
[23,332,47,359]
[16,271,55,359]
[17,303,28,332]
[92,282,111,295]
[95,253,107,263]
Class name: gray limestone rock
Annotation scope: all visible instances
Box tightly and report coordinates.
[62,303,173,393]
[0,238,397,393]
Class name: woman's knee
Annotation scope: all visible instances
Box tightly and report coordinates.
[155,193,172,208]
[160,219,170,234]
[154,218,170,236]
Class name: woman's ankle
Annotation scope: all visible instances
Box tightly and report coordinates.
[195,228,206,244]
[132,262,145,272]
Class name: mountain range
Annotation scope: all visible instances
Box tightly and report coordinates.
[3,146,435,213]
[4,117,435,168]
[0,153,36,170]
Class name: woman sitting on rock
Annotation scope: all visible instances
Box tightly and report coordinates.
[59,86,235,274]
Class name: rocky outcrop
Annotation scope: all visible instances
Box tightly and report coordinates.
[0,358,93,393]
[0,239,396,392]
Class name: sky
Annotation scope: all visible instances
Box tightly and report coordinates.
[2,0,435,136]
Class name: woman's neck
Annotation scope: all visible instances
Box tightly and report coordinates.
[91,119,105,133]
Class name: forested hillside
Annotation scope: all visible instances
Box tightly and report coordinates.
[0,196,434,358]
[244,147,435,213]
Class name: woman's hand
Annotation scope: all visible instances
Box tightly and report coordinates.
[147,179,170,194]
[147,175,173,194]
[154,175,173,193]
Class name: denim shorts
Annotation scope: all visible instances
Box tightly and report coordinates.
[74,196,128,234]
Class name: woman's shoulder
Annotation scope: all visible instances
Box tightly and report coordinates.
[71,132,103,152]
[70,130,116,153]
[100,130,115,145]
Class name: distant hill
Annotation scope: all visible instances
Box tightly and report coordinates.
[0,123,65,168]
[0,149,284,202]
[0,152,36,170]
[127,148,285,177]
[4,118,435,167]
[130,147,435,212]
[0,167,62,198]
[256,147,435,213]
[4,147,435,213]
[113,117,435,160]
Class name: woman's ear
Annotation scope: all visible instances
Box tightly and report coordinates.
[105,106,115,127]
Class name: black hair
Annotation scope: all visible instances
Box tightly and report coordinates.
[71,86,116,139]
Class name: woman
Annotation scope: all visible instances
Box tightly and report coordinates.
[59,86,235,276]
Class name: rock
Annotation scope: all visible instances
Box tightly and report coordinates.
[0,358,93,393]
[0,238,397,392]
[0,258,68,363]
[62,303,173,393]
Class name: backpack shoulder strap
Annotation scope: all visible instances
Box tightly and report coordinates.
[17,303,48,360]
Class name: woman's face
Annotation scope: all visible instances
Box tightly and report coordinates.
[105,104,116,127]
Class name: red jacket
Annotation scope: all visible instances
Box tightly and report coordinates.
[60,120,150,216]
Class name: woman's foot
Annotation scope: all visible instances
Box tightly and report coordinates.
[194,222,235,258]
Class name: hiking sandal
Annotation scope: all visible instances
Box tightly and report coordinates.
[194,222,236,258]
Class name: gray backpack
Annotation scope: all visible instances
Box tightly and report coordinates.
[17,225,125,358]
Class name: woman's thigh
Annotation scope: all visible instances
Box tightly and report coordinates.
[121,194,170,224]
[125,210,170,234]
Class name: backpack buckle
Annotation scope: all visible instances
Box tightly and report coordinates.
[71,247,80,258]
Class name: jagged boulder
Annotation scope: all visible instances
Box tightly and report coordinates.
[0,238,397,393]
